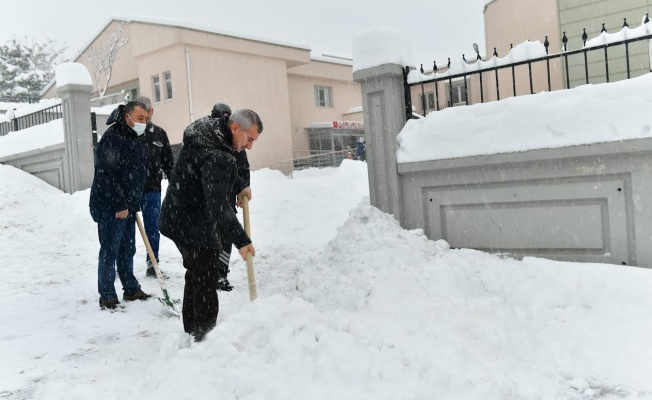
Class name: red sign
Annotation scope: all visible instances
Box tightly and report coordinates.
[332,120,364,129]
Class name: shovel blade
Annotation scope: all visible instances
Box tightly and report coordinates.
[158,288,181,316]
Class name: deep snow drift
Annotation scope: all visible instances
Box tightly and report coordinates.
[1,160,651,400]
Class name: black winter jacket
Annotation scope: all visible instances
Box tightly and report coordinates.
[230,150,249,209]
[141,123,174,193]
[159,115,250,249]
[89,105,146,215]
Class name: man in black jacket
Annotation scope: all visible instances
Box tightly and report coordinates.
[210,103,251,292]
[159,108,262,341]
[135,96,175,278]
[89,101,152,310]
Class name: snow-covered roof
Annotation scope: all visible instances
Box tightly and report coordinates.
[344,106,363,114]
[310,54,353,67]
[115,16,312,51]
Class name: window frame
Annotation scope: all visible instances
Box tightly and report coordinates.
[163,71,172,100]
[152,75,161,103]
[419,91,436,113]
[445,78,468,108]
[314,85,333,108]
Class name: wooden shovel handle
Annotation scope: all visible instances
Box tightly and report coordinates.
[135,212,167,288]
[242,196,257,301]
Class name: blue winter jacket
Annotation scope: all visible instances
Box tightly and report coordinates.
[89,105,146,217]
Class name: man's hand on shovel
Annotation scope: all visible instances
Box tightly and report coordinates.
[239,243,255,260]
[236,187,252,208]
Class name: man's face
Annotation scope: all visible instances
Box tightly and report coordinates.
[230,122,260,152]
[125,106,148,127]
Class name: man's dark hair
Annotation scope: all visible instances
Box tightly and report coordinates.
[126,100,148,113]
[228,109,263,134]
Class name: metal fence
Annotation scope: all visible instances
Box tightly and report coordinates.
[404,15,652,122]
[0,103,63,136]
[0,120,11,136]
[278,149,360,176]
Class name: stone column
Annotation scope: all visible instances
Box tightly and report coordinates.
[57,81,94,194]
[353,64,406,220]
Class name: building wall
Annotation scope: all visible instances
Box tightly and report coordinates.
[136,43,190,144]
[484,0,564,100]
[483,0,652,95]
[184,45,294,170]
[558,0,652,88]
[42,19,364,171]
[287,61,362,155]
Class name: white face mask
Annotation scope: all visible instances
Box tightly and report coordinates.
[128,114,146,136]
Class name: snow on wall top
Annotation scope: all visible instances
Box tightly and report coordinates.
[396,73,652,163]
[352,27,415,72]
[55,63,92,88]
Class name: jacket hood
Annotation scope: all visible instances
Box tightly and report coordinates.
[105,104,138,137]
[106,104,126,125]
[183,115,234,152]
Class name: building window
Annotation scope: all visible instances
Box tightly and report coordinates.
[164,71,172,100]
[419,92,436,114]
[152,75,161,103]
[314,85,332,107]
[446,79,468,107]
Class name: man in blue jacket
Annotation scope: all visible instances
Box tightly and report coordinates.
[89,101,152,310]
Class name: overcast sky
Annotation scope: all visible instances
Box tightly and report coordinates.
[0,0,487,68]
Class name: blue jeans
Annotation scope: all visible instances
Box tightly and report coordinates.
[91,209,141,302]
[140,192,161,266]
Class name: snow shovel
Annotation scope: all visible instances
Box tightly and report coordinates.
[135,212,181,316]
[241,196,257,301]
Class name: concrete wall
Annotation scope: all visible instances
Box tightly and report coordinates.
[0,144,65,189]
[398,138,652,267]
[356,61,652,269]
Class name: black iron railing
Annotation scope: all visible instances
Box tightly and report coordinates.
[13,103,63,131]
[0,120,11,136]
[0,103,64,136]
[404,15,652,122]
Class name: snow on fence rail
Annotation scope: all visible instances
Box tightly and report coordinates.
[404,14,652,121]
[0,99,64,136]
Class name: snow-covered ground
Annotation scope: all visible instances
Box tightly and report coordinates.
[1,160,651,399]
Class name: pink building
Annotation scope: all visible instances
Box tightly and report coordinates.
[42,18,363,170]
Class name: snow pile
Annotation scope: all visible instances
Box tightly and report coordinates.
[0,118,63,159]
[1,161,652,399]
[397,72,652,163]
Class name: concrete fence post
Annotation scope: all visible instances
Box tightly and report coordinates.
[56,64,94,194]
[353,64,406,220]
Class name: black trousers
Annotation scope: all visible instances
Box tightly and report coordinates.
[175,244,221,338]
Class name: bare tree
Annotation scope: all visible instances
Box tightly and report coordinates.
[86,22,128,98]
